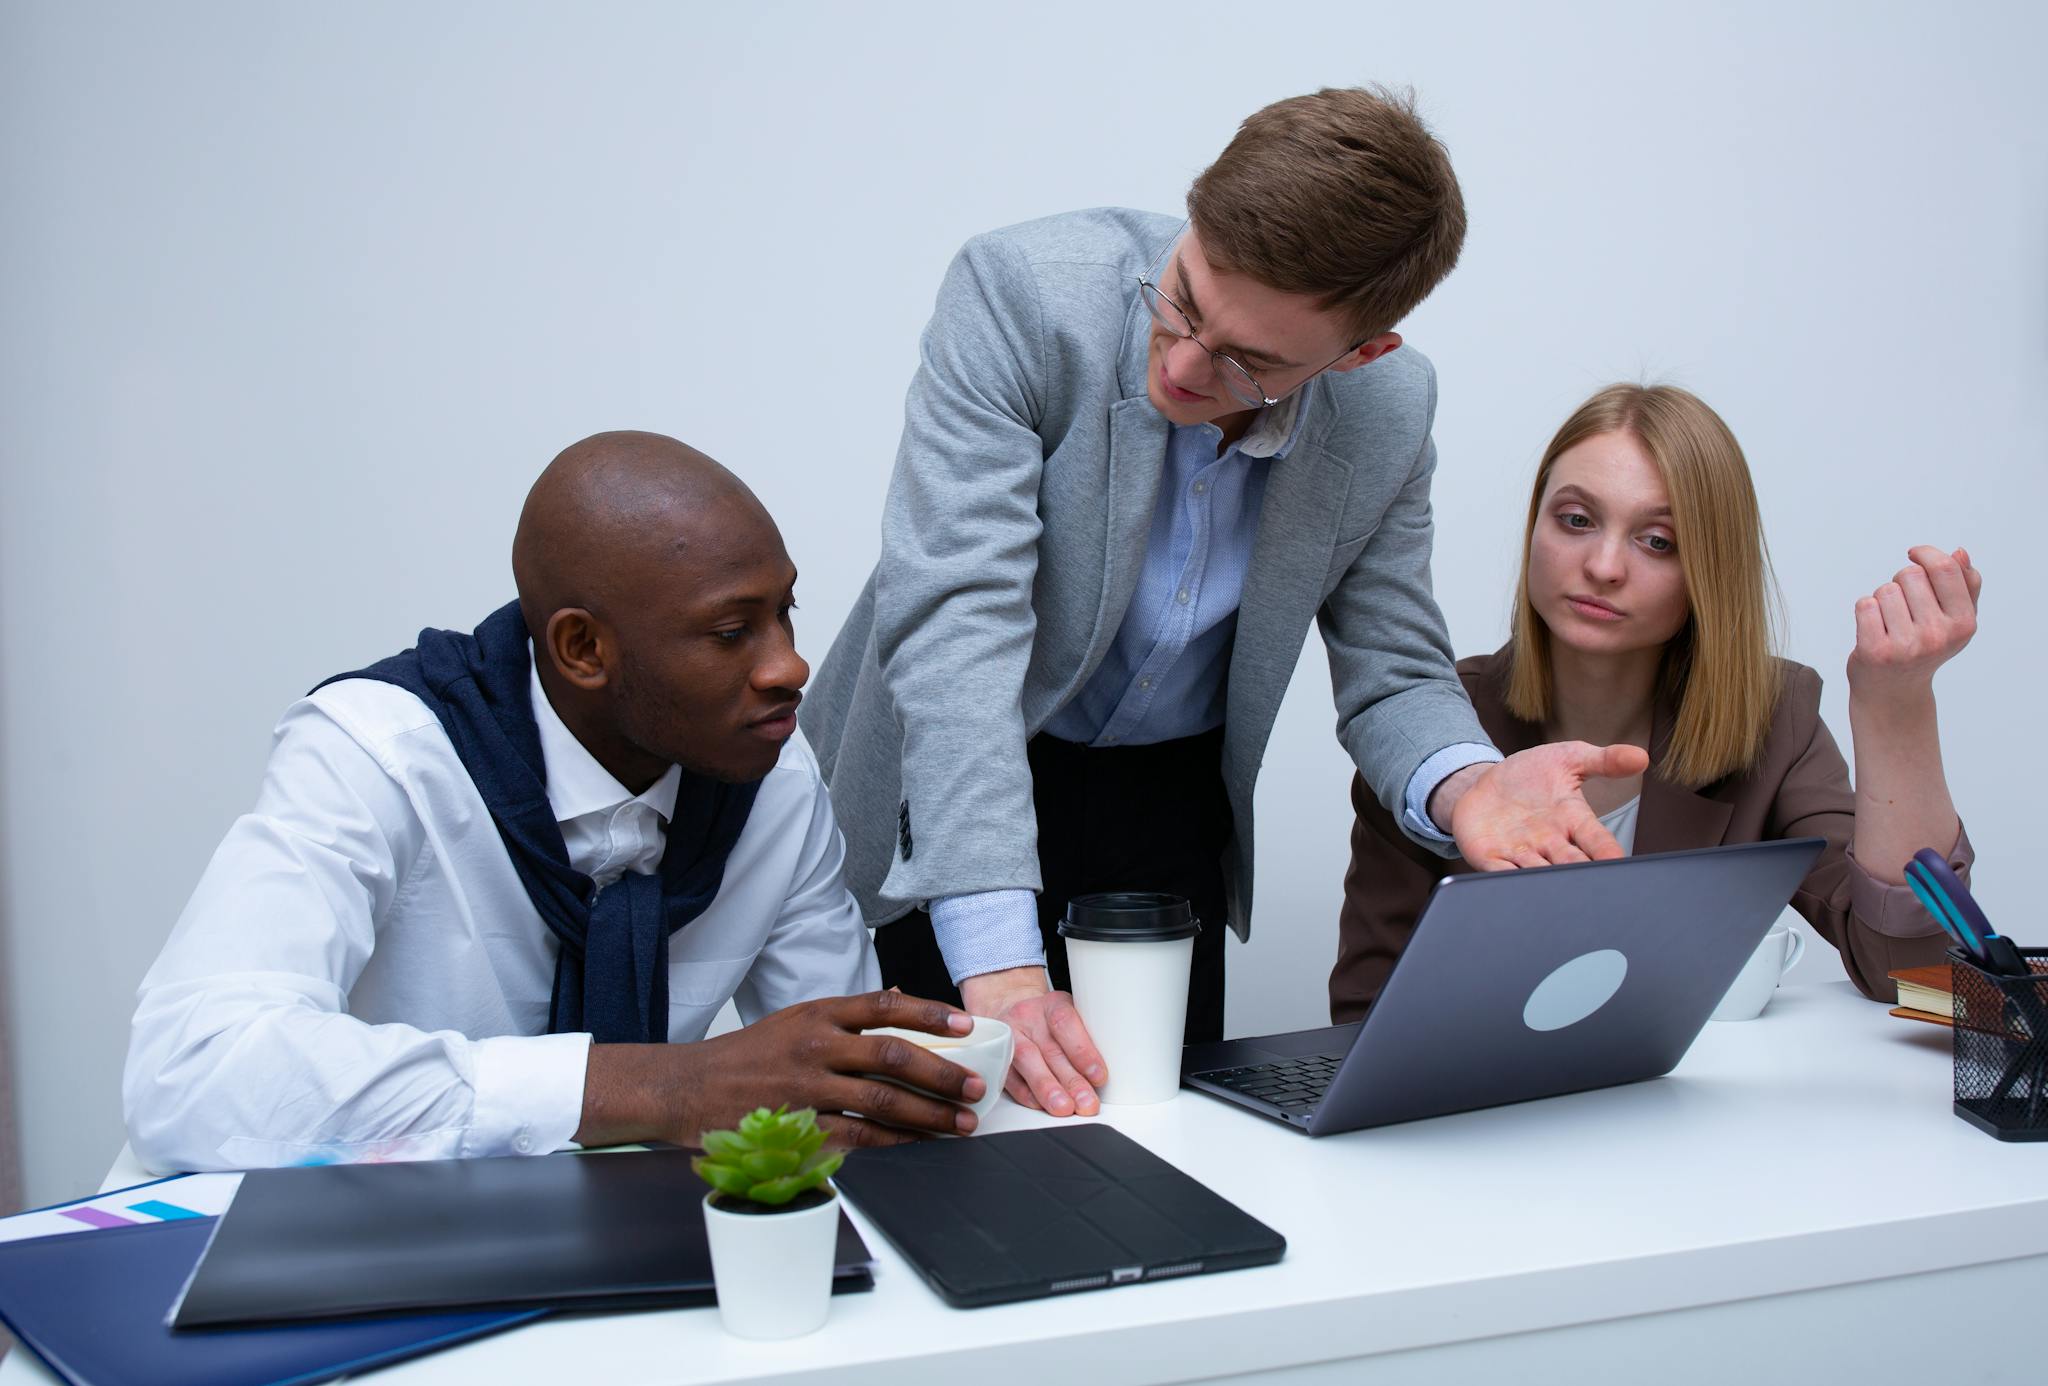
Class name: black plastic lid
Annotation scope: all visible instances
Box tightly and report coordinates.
[1056,892,1202,943]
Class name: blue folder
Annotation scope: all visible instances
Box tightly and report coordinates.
[0,1216,537,1386]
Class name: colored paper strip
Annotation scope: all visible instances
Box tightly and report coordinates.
[59,1206,137,1229]
[128,1199,203,1220]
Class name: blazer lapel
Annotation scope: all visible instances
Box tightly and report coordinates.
[1464,651,1545,756]
[1092,397,1170,655]
[1073,302,1172,680]
[1222,429,1351,782]
[1636,690,1734,854]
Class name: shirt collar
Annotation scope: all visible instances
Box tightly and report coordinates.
[1235,388,1311,460]
[528,654,681,826]
[1178,388,1311,461]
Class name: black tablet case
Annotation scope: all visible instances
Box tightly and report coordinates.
[834,1124,1284,1307]
[173,1149,873,1328]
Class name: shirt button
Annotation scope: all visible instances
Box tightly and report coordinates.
[514,1131,533,1154]
[1176,589,1190,604]
[1139,677,1152,689]
[1193,480,1208,494]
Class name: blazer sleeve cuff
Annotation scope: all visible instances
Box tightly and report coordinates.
[1845,821,1975,939]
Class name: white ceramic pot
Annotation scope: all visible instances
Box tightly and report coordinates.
[700,1185,840,1339]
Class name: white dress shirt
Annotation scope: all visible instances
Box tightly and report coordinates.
[124,661,879,1172]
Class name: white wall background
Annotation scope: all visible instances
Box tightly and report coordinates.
[1,1,2042,1205]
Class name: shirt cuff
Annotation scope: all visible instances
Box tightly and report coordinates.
[464,1031,592,1158]
[928,890,1046,984]
[1401,742,1505,844]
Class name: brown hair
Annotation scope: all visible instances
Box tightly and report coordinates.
[1505,384,1784,787]
[1187,86,1466,342]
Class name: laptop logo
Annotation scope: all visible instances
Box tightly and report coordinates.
[1522,949,1629,1032]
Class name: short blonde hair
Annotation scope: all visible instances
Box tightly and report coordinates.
[1505,384,1783,787]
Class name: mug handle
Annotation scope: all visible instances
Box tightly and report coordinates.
[1779,926,1807,978]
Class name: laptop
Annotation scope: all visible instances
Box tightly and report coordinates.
[1182,838,1825,1135]
[173,1148,873,1327]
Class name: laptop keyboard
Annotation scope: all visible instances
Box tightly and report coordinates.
[1190,1052,1348,1113]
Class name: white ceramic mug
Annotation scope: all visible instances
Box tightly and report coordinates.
[1710,922,1807,1021]
[862,1015,1013,1121]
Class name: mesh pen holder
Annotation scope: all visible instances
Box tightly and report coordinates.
[1951,945,2048,1142]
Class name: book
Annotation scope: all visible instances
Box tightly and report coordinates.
[1889,961,2048,1035]
[1890,963,1955,1027]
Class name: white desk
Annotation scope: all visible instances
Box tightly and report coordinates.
[6,981,2044,1385]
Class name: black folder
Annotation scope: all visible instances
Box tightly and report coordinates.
[173,1149,873,1328]
[834,1124,1284,1307]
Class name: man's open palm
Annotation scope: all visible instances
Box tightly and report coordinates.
[1449,742,1651,870]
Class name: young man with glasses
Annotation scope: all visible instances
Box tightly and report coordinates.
[801,88,1648,1118]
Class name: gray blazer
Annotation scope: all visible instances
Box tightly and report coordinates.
[801,208,1486,939]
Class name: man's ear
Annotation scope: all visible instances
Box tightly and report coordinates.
[544,608,612,691]
[1331,331,1402,373]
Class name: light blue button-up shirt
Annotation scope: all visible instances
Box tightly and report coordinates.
[1042,392,1299,746]
[929,396,1498,982]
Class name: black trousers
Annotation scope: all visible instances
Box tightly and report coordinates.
[874,728,1231,1044]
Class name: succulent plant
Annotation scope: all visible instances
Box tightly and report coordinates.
[692,1105,843,1207]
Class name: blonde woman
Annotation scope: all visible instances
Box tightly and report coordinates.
[1330,384,1981,1019]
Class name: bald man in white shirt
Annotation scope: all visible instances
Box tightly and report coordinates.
[124,432,981,1172]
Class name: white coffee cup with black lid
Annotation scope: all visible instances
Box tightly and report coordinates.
[1058,892,1201,1106]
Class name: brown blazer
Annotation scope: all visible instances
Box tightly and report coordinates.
[1331,648,1973,1021]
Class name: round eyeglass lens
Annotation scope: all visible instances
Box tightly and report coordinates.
[1214,357,1267,407]
[1141,282,1192,337]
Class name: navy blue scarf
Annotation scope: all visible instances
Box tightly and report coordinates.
[320,601,760,1044]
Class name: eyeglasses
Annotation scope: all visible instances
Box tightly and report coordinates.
[1137,227,1364,410]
